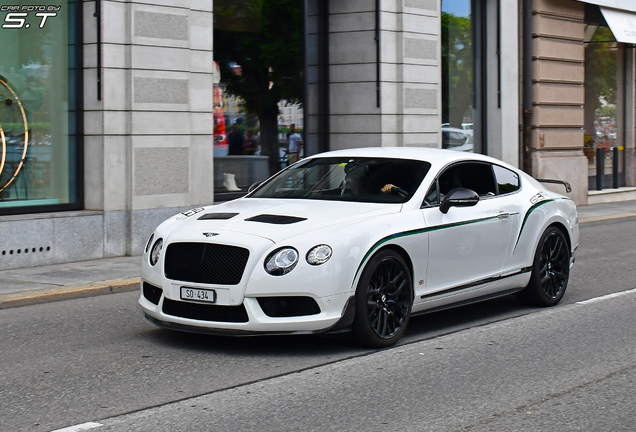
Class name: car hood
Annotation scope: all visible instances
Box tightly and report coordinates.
[167,198,402,244]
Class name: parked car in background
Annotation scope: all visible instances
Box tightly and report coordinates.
[442,126,473,152]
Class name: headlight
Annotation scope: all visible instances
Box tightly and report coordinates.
[149,238,163,266]
[265,247,299,276]
[145,233,154,253]
[306,244,332,265]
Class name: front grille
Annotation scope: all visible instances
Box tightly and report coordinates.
[163,298,249,323]
[143,282,163,305]
[257,296,321,317]
[164,242,249,285]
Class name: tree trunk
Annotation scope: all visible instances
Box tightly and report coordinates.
[258,104,282,177]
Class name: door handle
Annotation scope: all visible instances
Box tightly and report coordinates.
[497,212,510,219]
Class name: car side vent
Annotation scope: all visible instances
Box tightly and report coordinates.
[143,282,163,305]
[245,214,307,224]
[198,213,239,220]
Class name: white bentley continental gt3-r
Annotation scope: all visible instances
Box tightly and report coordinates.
[140,147,578,347]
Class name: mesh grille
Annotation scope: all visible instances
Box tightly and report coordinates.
[164,242,249,285]
[143,282,163,305]
[257,296,321,317]
[162,298,249,323]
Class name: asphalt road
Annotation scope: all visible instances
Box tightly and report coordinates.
[1,219,635,432]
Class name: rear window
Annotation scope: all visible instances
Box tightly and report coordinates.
[493,165,520,195]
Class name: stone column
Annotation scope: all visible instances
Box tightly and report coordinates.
[83,0,214,256]
[328,0,441,150]
[530,0,588,205]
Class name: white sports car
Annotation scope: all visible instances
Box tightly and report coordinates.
[140,147,578,347]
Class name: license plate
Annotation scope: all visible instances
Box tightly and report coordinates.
[180,287,216,303]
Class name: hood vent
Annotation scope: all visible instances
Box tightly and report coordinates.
[245,214,307,224]
[198,213,239,220]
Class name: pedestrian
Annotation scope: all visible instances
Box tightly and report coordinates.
[227,123,244,155]
[243,128,258,155]
[287,123,303,164]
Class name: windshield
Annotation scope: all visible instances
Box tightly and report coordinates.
[249,157,431,203]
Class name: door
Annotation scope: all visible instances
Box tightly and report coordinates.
[421,162,515,294]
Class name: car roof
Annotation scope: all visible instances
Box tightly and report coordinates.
[306,147,506,168]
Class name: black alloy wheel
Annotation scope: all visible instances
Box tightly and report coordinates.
[517,226,570,307]
[352,250,413,348]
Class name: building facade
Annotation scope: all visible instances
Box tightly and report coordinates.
[0,0,634,270]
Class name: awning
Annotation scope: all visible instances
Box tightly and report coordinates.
[574,1,636,13]
[600,7,636,44]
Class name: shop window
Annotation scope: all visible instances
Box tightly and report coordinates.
[213,0,324,201]
[584,24,625,189]
[441,0,475,153]
[0,1,81,214]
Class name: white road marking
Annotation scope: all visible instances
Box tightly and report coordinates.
[576,288,636,305]
[49,422,103,432]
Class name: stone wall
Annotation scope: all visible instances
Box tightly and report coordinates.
[529,0,588,205]
[84,0,215,256]
[328,0,441,150]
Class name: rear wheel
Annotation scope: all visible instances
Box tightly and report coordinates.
[352,250,413,348]
[517,226,570,306]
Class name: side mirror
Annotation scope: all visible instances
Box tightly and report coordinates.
[439,188,479,214]
[248,182,262,193]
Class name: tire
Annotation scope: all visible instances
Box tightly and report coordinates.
[517,226,570,307]
[352,250,413,348]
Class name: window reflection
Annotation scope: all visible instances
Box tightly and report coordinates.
[0,1,78,210]
[213,0,306,197]
[441,0,474,153]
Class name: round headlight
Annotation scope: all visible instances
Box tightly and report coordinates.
[265,247,299,276]
[145,233,154,253]
[149,238,163,266]
[306,244,332,265]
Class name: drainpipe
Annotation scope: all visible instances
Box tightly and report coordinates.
[522,0,533,173]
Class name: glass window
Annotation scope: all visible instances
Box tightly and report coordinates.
[433,162,496,200]
[493,164,520,195]
[214,0,320,200]
[584,24,624,189]
[249,157,431,204]
[442,0,475,153]
[0,2,80,213]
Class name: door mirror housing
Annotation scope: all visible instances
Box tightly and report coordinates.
[439,188,480,214]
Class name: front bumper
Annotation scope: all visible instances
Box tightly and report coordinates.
[139,285,352,334]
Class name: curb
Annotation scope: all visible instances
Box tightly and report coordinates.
[0,277,140,310]
[579,213,636,226]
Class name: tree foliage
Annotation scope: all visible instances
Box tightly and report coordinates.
[441,11,473,128]
[585,27,618,117]
[214,0,304,175]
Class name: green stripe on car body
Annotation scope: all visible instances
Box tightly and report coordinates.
[512,198,567,253]
[352,214,501,285]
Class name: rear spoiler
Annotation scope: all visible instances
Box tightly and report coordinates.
[536,179,572,194]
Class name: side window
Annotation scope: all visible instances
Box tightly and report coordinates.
[493,165,520,195]
[423,180,439,206]
[423,162,503,207]
[439,162,497,197]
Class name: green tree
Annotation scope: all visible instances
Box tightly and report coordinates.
[584,27,618,137]
[441,11,473,128]
[214,0,304,176]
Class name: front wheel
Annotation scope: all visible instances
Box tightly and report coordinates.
[352,250,413,348]
[517,226,570,307]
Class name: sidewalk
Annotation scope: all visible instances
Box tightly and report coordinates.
[1,200,635,310]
